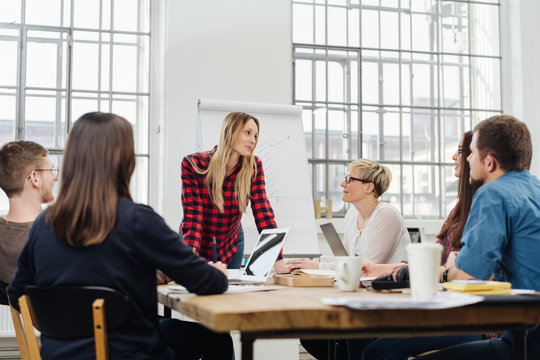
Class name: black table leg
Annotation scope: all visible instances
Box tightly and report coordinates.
[512,329,527,360]
[327,339,337,360]
[163,306,171,318]
[241,333,255,360]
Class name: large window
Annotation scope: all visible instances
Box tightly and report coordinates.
[0,0,150,213]
[293,0,502,218]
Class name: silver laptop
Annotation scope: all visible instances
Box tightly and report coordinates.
[320,223,348,256]
[228,228,289,285]
[407,227,425,244]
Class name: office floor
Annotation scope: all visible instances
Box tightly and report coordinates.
[0,337,20,360]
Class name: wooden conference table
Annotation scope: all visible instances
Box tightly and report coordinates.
[158,284,540,360]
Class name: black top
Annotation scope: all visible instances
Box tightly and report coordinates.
[8,198,228,360]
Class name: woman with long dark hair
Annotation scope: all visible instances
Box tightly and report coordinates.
[9,112,232,360]
[435,130,478,263]
[362,130,478,277]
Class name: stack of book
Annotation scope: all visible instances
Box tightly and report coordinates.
[443,280,512,294]
[274,269,335,287]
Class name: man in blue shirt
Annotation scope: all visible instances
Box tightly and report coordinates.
[421,115,540,360]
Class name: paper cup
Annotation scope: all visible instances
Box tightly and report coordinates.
[406,243,443,299]
[336,256,363,291]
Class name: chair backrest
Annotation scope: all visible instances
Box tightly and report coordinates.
[18,295,42,360]
[24,286,131,339]
[8,297,33,360]
[16,286,131,360]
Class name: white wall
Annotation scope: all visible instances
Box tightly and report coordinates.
[161,0,293,229]
[500,0,540,176]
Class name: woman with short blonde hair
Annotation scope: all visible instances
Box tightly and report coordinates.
[341,158,409,263]
[290,158,409,271]
[347,158,392,198]
[294,158,410,360]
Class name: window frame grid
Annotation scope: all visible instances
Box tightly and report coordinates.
[0,0,151,205]
[293,0,502,219]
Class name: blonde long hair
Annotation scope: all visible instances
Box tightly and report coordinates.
[188,112,259,213]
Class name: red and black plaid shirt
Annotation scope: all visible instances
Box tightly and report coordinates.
[180,148,277,265]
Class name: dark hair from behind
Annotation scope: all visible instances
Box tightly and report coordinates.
[437,131,479,249]
[0,140,48,197]
[474,115,532,171]
[47,112,135,247]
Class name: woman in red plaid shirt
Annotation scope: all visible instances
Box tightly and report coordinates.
[180,112,292,273]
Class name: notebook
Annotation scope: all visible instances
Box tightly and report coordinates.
[228,228,289,285]
[320,223,348,256]
[443,280,513,295]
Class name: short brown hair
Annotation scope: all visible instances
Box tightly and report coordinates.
[474,115,532,171]
[0,140,48,197]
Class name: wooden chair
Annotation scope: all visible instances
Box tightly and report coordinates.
[8,296,31,360]
[11,286,131,360]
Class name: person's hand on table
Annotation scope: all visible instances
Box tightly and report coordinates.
[284,258,319,270]
[273,259,302,273]
[209,261,228,277]
[363,262,404,278]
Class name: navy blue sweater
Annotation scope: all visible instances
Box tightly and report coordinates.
[8,199,228,359]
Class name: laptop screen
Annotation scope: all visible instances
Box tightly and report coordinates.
[320,222,348,256]
[407,227,425,244]
[243,228,288,277]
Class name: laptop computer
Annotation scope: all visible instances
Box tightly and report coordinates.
[320,223,348,256]
[228,228,289,285]
[407,226,425,244]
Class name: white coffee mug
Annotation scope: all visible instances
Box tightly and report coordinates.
[406,243,443,299]
[336,256,363,291]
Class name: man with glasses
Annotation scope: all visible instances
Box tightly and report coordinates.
[0,140,58,304]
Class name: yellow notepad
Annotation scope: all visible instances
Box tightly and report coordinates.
[443,280,512,294]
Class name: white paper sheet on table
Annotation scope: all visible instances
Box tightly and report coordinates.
[226,285,281,293]
[167,284,280,294]
[322,292,484,310]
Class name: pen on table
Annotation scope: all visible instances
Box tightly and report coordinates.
[212,237,217,263]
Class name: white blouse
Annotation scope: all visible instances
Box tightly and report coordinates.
[342,202,410,264]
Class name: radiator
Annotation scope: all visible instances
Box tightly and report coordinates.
[0,306,16,337]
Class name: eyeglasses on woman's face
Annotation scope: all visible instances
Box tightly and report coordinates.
[344,175,371,185]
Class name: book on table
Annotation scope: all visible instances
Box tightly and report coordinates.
[274,269,335,287]
[443,280,512,294]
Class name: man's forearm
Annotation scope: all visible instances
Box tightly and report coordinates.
[447,266,476,281]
